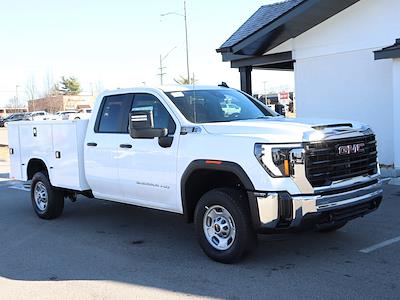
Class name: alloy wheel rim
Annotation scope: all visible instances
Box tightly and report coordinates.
[34,182,48,212]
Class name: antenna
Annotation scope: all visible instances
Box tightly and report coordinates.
[192,72,196,123]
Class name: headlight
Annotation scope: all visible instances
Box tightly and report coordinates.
[254,144,302,177]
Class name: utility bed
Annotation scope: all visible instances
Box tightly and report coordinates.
[8,120,90,191]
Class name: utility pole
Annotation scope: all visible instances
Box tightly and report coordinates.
[158,46,177,85]
[158,54,167,85]
[161,1,190,83]
[262,81,268,96]
[183,1,190,83]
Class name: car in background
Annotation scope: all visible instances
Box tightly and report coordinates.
[53,110,77,120]
[3,113,26,127]
[26,111,52,121]
[65,108,92,120]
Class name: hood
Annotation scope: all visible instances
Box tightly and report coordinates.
[201,117,368,143]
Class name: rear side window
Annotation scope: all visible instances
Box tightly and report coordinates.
[97,94,133,133]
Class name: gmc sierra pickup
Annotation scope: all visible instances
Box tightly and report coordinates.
[8,85,383,263]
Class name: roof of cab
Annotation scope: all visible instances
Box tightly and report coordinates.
[101,85,229,96]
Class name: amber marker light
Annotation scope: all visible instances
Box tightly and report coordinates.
[205,160,223,165]
[284,159,290,177]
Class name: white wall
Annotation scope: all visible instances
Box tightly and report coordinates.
[393,59,400,171]
[292,0,400,166]
[293,0,400,60]
[295,50,394,164]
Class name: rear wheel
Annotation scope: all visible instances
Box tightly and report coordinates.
[194,188,256,263]
[31,172,64,219]
[316,221,347,233]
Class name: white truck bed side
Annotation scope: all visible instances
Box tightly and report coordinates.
[8,120,90,191]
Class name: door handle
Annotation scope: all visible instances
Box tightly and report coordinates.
[87,142,97,147]
[119,144,132,149]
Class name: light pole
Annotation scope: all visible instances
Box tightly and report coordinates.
[161,1,190,83]
[158,46,178,85]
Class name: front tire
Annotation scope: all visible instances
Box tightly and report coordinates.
[194,188,256,263]
[31,172,64,219]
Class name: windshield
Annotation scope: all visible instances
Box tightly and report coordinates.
[165,89,279,123]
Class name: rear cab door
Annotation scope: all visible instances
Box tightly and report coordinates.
[84,93,133,200]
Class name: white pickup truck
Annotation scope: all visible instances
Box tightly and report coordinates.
[8,85,383,263]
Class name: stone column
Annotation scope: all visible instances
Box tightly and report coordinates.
[239,66,252,95]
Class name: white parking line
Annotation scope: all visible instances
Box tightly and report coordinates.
[359,236,400,253]
[9,185,30,192]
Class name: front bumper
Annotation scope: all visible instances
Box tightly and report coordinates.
[248,178,384,232]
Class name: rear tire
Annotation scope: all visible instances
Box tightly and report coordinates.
[194,188,256,263]
[31,172,64,219]
[316,221,347,233]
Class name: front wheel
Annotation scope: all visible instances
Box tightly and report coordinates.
[31,172,64,219]
[194,188,256,263]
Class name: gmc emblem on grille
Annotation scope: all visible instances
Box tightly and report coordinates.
[337,143,365,155]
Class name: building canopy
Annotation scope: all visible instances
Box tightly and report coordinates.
[216,0,360,93]
[374,39,400,60]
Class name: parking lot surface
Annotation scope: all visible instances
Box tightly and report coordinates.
[0,178,399,299]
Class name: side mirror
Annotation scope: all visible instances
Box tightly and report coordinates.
[129,109,168,139]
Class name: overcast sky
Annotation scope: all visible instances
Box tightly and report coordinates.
[0,0,294,106]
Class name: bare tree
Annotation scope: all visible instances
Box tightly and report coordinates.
[5,97,18,108]
[25,76,37,101]
[42,71,60,97]
[45,71,53,96]
[94,80,105,95]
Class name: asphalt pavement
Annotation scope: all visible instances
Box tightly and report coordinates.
[0,178,399,299]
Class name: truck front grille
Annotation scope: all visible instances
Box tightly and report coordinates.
[305,134,378,187]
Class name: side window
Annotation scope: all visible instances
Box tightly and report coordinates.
[97,94,132,133]
[131,94,176,135]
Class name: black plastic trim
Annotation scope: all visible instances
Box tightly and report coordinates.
[181,160,255,222]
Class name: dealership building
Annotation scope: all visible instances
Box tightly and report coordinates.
[217,0,400,177]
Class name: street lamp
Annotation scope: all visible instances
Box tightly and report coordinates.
[161,1,190,83]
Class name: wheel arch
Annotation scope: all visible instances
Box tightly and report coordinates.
[27,158,50,180]
[181,160,255,223]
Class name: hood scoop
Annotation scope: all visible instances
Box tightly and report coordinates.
[312,123,353,130]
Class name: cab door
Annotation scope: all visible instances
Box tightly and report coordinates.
[84,93,133,200]
[117,93,180,212]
